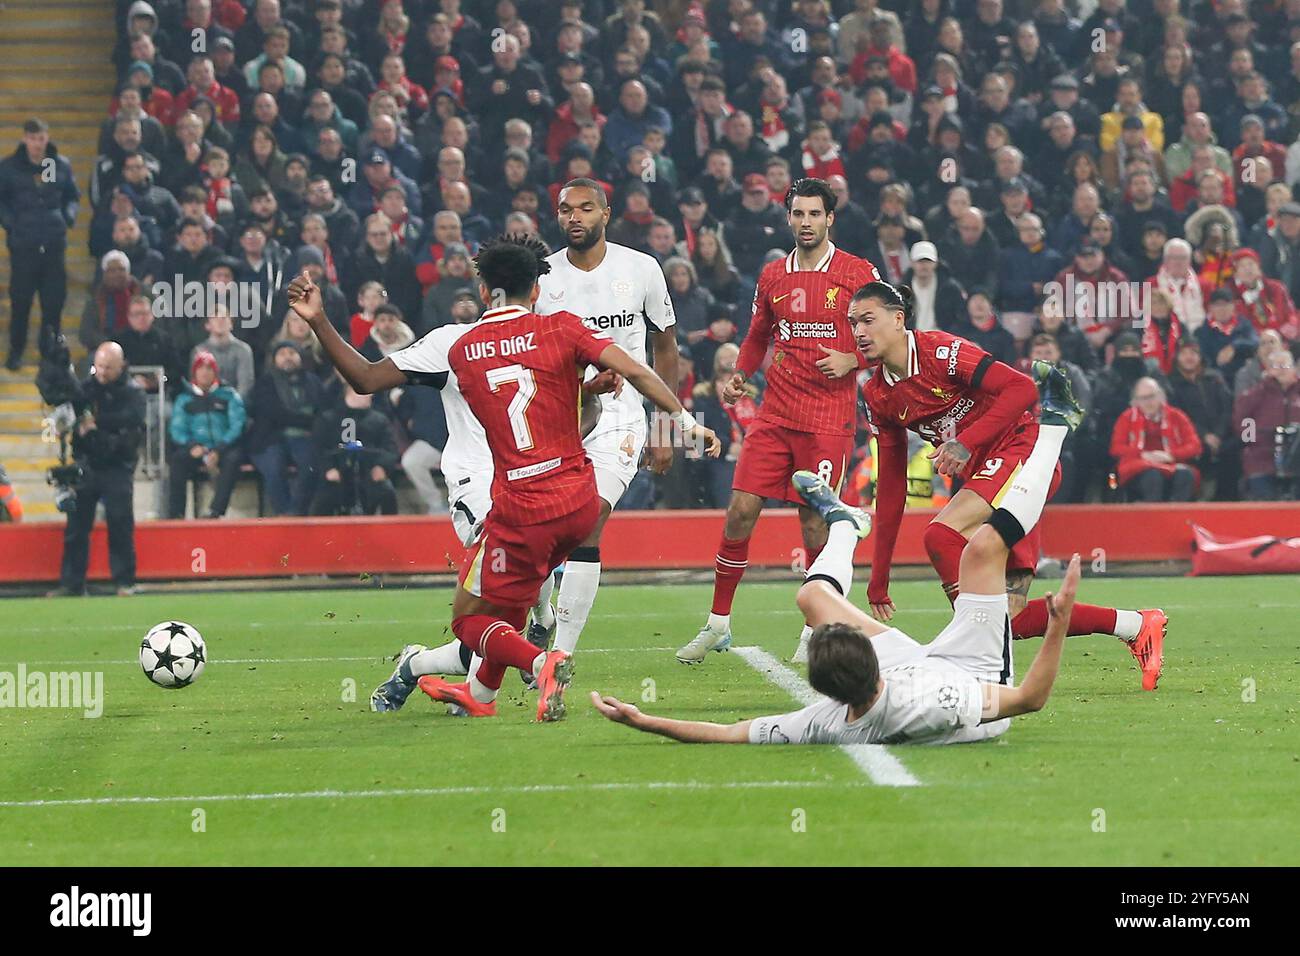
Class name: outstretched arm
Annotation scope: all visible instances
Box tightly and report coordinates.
[867,422,908,620]
[595,343,723,457]
[590,693,752,743]
[983,553,1080,721]
[286,271,407,395]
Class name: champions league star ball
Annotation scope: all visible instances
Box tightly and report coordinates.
[139,621,207,688]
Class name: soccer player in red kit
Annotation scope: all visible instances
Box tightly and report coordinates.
[285,238,721,720]
[845,281,1166,691]
[678,178,881,664]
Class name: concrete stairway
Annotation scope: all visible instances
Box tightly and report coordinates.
[0,0,118,519]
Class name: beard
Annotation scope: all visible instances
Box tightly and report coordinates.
[795,227,825,249]
[567,220,605,251]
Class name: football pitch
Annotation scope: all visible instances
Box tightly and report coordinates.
[1,575,1296,867]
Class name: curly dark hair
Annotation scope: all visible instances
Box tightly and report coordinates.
[472,233,553,301]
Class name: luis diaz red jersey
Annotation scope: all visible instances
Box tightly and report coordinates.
[860,329,1037,470]
[447,304,612,525]
[737,242,880,436]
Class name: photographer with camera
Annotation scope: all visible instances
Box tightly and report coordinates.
[1235,351,1300,500]
[310,382,398,516]
[53,340,145,596]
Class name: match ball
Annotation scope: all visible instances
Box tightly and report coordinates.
[139,621,207,688]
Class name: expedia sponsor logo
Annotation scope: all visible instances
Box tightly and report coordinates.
[946,339,963,376]
[778,319,838,340]
[584,311,640,330]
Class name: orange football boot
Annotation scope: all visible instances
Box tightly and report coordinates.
[534,650,574,722]
[1129,609,1167,691]
[417,676,497,716]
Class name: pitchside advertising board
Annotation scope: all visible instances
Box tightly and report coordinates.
[0,870,1274,937]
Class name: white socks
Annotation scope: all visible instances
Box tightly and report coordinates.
[408,642,469,677]
[999,424,1067,533]
[469,670,497,704]
[533,570,557,631]
[805,520,858,597]
[1113,610,1143,641]
[707,612,730,633]
[555,560,600,654]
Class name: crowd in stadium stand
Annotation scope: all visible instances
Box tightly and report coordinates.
[15,0,1300,517]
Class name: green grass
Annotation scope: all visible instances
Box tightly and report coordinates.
[0,575,1297,866]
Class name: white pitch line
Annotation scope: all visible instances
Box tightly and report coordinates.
[0,778,867,809]
[0,648,678,667]
[732,646,921,788]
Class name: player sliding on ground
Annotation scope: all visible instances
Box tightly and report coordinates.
[840,281,1166,690]
[592,375,1085,746]
[287,236,720,721]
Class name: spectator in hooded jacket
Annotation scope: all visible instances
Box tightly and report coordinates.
[167,350,246,518]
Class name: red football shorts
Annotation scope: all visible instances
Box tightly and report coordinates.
[459,494,601,607]
[732,418,854,506]
[962,422,1063,573]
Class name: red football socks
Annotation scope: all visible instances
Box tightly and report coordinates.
[1011,600,1119,639]
[923,522,967,605]
[711,535,750,615]
[452,614,541,674]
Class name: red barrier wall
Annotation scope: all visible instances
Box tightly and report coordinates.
[2,503,1299,583]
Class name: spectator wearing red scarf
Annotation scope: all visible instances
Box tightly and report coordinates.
[801,121,846,180]
[80,252,142,352]
[1110,378,1203,500]
[1141,288,1185,375]
[1229,247,1299,339]
[377,53,429,118]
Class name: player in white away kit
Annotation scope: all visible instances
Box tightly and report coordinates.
[526,179,679,657]
[592,372,1086,746]
[369,306,608,710]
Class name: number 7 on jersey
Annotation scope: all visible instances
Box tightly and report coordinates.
[485,363,537,451]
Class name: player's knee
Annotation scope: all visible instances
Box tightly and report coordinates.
[965,525,1007,566]
[724,496,761,536]
[795,578,830,619]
